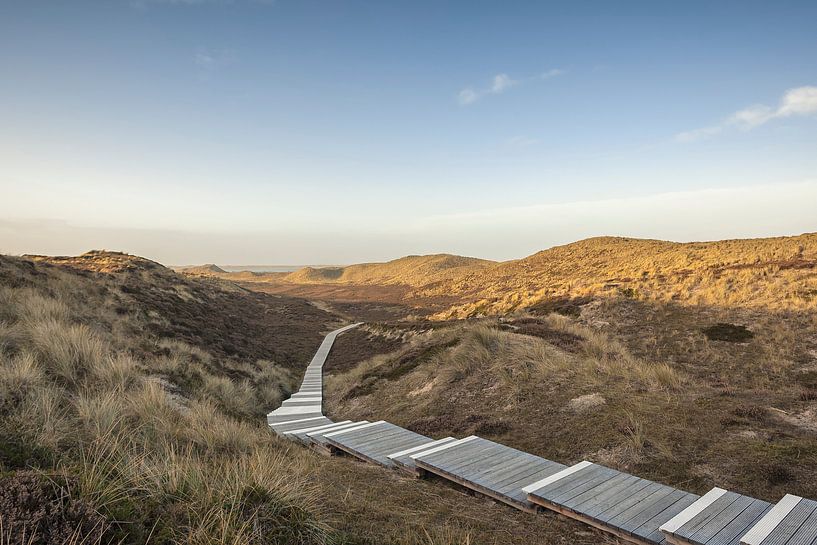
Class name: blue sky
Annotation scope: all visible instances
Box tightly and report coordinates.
[1,0,816,264]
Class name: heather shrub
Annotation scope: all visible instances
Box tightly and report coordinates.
[0,472,109,545]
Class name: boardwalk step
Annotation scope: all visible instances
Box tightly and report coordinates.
[740,495,817,545]
[387,437,458,475]
[659,487,772,545]
[326,421,432,467]
[526,461,700,544]
[413,436,566,513]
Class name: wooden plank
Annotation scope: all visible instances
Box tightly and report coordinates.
[307,421,371,455]
[334,425,405,448]
[267,411,323,425]
[388,437,456,460]
[741,495,803,545]
[674,493,742,541]
[662,489,730,535]
[361,434,430,460]
[546,466,620,505]
[523,460,594,494]
[408,436,478,461]
[417,438,501,470]
[270,416,331,433]
[683,494,757,544]
[527,462,605,501]
[611,486,698,534]
[323,420,387,439]
[564,472,640,512]
[706,499,771,545]
[285,420,351,437]
[776,507,817,545]
[308,421,369,441]
[586,478,658,524]
[388,437,457,475]
[488,458,561,494]
[327,423,432,467]
[570,474,646,517]
[609,483,676,530]
[495,463,566,504]
[470,455,546,491]
[529,462,702,545]
[288,421,356,443]
[448,446,527,481]
[415,438,566,513]
[756,500,817,545]
[624,490,699,544]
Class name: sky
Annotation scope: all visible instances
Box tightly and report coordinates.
[1,0,816,265]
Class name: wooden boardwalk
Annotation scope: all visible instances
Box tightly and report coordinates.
[267,324,817,545]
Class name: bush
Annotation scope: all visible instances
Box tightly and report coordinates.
[0,472,109,545]
[702,323,754,343]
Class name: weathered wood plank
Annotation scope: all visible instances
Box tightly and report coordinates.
[414,437,566,512]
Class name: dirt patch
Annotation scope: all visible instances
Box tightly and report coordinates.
[567,393,607,414]
[527,296,594,318]
[409,379,437,397]
[702,323,754,343]
[510,319,585,353]
[776,406,817,433]
[406,413,510,437]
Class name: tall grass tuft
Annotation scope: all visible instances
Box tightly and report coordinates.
[29,320,107,387]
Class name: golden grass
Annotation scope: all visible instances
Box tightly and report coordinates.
[28,320,108,386]
[434,234,817,318]
[0,277,335,545]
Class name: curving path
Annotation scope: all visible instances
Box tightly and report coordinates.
[268,325,817,545]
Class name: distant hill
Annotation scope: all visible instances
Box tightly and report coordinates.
[283,254,496,287]
[176,263,227,275]
[227,234,817,318]
[172,234,817,318]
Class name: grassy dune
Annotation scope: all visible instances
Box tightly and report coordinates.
[433,234,817,318]
[0,253,336,545]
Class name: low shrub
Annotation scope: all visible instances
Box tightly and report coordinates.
[0,472,110,545]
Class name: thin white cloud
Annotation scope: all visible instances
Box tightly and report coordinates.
[490,73,517,93]
[458,69,563,106]
[194,48,235,77]
[677,86,817,142]
[538,68,564,80]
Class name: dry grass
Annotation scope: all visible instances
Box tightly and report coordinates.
[434,234,817,318]
[28,320,107,387]
[326,300,817,503]
[0,265,337,545]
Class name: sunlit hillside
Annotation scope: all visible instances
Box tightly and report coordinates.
[192,234,817,319]
[282,254,496,286]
